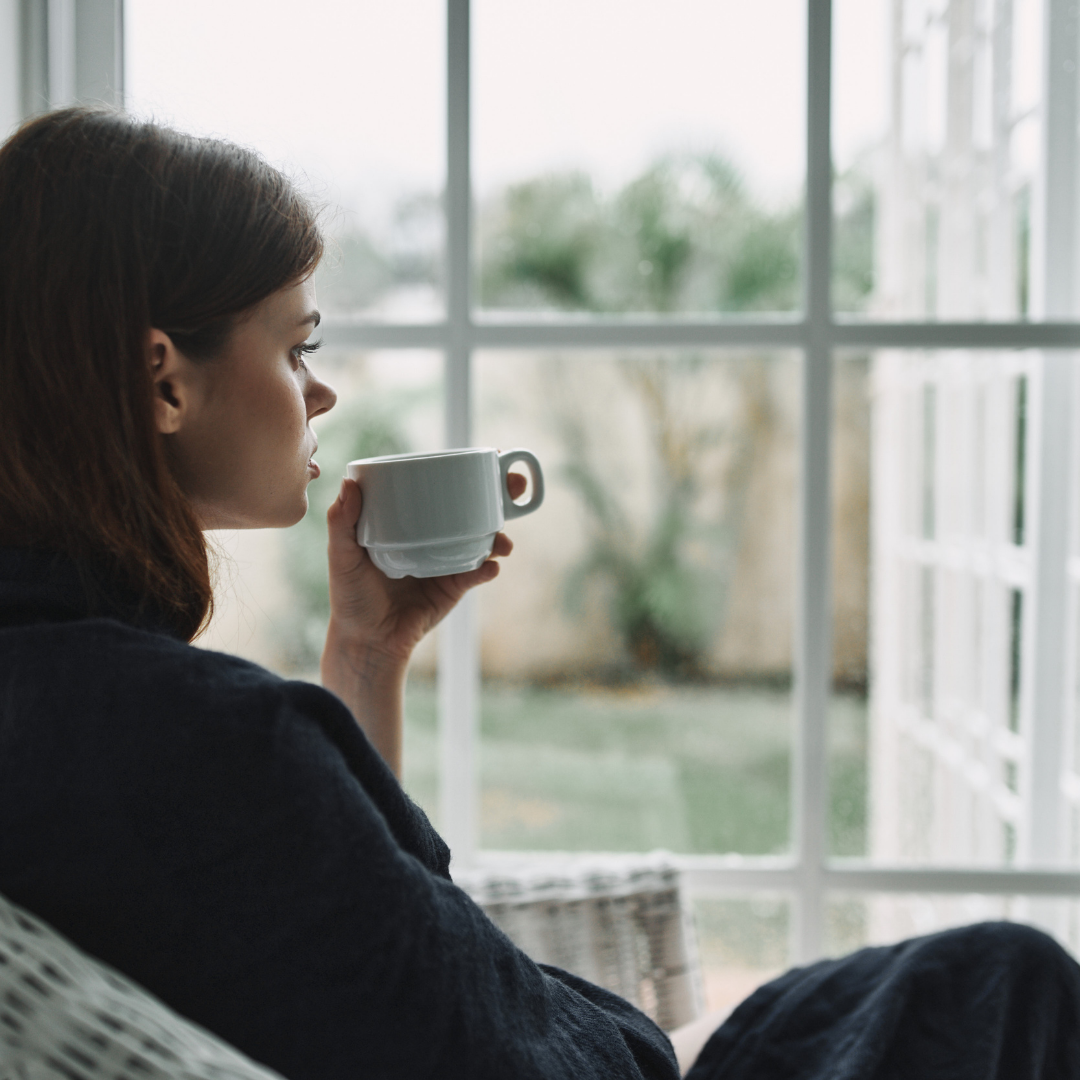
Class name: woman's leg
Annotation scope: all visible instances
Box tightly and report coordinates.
[685,921,1080,1080]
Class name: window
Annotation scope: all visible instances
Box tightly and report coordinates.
[52,0,1080,1004]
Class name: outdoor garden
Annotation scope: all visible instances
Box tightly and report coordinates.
[250,150,878,864]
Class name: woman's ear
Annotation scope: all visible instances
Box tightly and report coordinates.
[148,328,197,435]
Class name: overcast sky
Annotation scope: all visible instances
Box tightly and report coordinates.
[126,0,889,222]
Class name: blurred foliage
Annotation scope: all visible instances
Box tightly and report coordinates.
[484,174,602,309]
[479,153,874,314]
[555,355,776,680]
[832,167,875,312]
[314,152,874,316]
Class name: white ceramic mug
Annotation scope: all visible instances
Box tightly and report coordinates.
[345,447,545,579]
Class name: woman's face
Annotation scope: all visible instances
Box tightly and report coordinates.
[153,277,337,530]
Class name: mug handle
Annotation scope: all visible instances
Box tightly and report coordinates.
[498,449,545,520]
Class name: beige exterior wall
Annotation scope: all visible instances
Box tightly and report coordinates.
[201,348,870,688]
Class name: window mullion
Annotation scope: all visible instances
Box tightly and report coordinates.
[792,0,834,964]
[1018,0,1080,869]
[439,0,479,868]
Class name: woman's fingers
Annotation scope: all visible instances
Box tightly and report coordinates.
[419,531,512,612]
[506,470,528,501]
[446,559,501,596]
[326,478,366,571]
[327,481,512,617]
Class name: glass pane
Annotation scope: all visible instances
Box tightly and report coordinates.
[829,355,872,857]
[0,6,16,140]
[474,0,806,315]
[834,349,1080,868]
[692,896,789,1015]
[125,0,445,320]
[475,350,799,853]
[825,893,1080,960]
[198,349,444,819]
[833,0,1052,319]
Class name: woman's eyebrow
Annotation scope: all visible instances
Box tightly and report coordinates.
[299,310,321,328]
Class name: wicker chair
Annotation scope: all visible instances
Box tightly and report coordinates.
[455,852,704,1032]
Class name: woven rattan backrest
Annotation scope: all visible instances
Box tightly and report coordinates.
[0,893,285,1080]
[455,853,704,1031]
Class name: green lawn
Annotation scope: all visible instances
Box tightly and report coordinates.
[402,680,868,857]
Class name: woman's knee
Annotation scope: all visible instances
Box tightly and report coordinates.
[936,920,1077,980]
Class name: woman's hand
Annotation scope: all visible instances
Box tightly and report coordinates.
[324,476,520,663]
[319,473,524,775]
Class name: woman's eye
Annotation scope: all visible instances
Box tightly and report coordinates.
[293,340,322,369]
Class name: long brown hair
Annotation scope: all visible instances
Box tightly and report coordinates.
[0,107,323,640]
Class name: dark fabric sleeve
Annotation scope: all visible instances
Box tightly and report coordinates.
[538,965,685,1080]
[277,679,453,881]
[0,626,677,1080]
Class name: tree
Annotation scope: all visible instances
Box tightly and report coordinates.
[479,153,809,315]
[553,354,776,679]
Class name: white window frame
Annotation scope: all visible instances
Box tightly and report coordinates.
[35,0,1080,964]
[17,0,122,116]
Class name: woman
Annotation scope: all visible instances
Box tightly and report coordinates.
[0,104,678,1080]
[0,107,1077,1080]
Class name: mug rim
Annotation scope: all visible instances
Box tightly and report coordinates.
[347,446,496,469]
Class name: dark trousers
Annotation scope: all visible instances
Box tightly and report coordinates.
[687,922,1080,1080]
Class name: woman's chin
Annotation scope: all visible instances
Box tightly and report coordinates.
[267,496,309,530]
[197,494,309,532]
[282,490,311,528]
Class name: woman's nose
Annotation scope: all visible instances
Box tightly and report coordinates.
[308,376,337,420]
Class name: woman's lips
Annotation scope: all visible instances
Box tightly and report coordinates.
[307,458,320,478]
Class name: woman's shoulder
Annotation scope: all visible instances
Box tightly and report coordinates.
[0,613,449,878]
[0,614,360,792]
[4,613,305,714]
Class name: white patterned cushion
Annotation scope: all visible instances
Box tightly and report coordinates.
[0,893,285,1080]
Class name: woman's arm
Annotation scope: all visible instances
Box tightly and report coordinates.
[320,622,408,776]
[319,477,516,776]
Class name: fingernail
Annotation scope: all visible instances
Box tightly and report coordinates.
[339,478,348,501]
